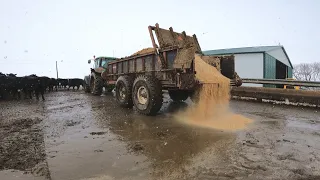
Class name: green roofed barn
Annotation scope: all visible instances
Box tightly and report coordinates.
[203,46,293,87]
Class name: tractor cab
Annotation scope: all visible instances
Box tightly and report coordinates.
[85,56,117,94]
[88,56,117,74]
[88,56,117,69]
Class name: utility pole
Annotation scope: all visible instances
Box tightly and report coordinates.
[56,61,59,80]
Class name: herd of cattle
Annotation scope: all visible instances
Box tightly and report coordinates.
[0,72,84,100]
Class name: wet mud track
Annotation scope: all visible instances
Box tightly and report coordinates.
[0,91,320,180]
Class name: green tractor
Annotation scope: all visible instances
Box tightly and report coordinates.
[84,56,117,95]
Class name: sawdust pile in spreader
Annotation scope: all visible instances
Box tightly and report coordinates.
[131,48,155,56]
[176,54,252,131]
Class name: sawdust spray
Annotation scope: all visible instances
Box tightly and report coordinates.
[175,54,252,131]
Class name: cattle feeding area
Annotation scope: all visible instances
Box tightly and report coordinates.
[0,91,320,180]
[1,22,320,180]
[0,72,84,100]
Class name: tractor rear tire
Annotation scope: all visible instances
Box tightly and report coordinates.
[168,90,189,102]
[91,75,103,95]
[132,75,163,116]
[115,76,133,108]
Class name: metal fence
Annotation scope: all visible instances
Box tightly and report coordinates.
[241,78,320,88]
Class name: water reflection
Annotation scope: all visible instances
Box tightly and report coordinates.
[90,96,234,179]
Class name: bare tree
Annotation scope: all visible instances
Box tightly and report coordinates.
[312,62,320,81]
[293,63,313,81]
[292,62,320,90]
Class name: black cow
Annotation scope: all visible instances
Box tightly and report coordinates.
[40,76,51,92]
[0,73,25,100]
[58,78,68,89]
[49,78,58,92]
[0,73,47,100]
[22,74,46,100]
[5,74,24,99]
[0,72,6,99]
[7,73,17,77]
[68,78,84,90]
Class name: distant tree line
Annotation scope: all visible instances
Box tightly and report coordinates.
[293,62,320,81]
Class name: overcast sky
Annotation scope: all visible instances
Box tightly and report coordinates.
[0,0,319,78]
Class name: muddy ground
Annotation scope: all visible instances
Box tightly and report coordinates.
[0,91,319,180]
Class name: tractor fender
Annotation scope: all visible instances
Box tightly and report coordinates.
[90,72,106,87]
[84,75,91,86]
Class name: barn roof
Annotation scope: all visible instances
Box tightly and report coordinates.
[203,46,293,68]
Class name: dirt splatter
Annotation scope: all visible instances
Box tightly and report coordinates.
[176,54,252,130]
[128,143,144,154]
[90,132,107,135]
[94,149,104,153]
[65,119,80,126]
[132,143,144,151]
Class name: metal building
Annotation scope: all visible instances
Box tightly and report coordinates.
[203,46,293,87]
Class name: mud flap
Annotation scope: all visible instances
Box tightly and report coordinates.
[84,75,91,86]
[178,73,197,90]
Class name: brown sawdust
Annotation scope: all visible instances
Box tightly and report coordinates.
[175,54,252,131]
[131,47,155,56]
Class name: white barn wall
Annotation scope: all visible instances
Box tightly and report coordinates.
[266,48,291,67]
[234,53,263,87]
